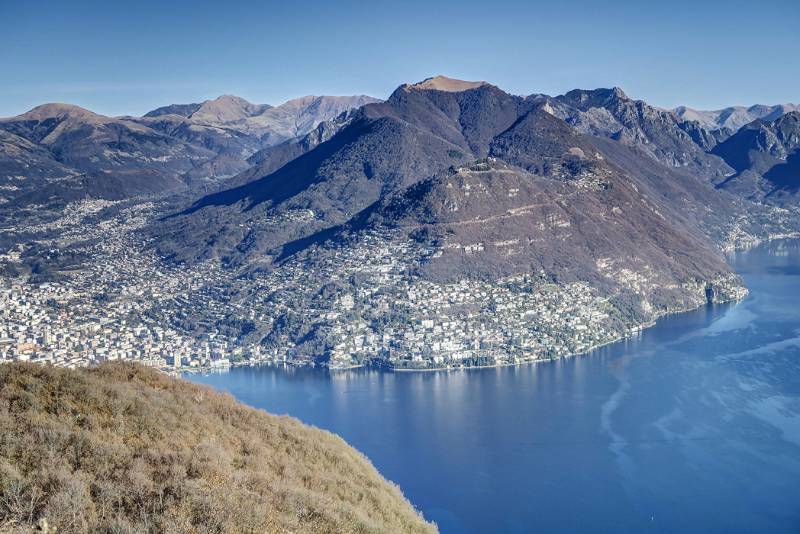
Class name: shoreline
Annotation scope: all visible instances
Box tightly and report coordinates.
[341,295,740,374]
[721,231,800,254]
[182,291,746,377]
[156,240,794,379]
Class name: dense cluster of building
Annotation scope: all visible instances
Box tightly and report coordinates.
[1,197,746,373]
[240,225,750,370]
[0,200,240,371]
[237,229,625,369]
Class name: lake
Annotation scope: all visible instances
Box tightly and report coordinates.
[186,239,800,533]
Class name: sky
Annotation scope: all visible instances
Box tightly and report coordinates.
[1,0,798,117]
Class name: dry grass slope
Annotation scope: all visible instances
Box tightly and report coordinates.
[0,363,436,534]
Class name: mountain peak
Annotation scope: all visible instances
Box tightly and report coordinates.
[610,86,628,99]
[408,76,490,92]
[190,95,270,124]
[208,94,254,106]
[559,87,630,108]
[9,103,102,122]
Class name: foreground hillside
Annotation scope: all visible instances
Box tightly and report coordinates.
[0,363,435,534]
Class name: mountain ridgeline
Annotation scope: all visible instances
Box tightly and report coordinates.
[674,103,800,131]
[711,111,800,202]
[0,95,379,208]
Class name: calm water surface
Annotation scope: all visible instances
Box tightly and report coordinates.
[187,239,800,533]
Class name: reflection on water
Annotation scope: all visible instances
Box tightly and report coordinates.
[188,239,800,534]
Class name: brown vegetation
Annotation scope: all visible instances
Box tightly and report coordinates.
[0,362,436,533]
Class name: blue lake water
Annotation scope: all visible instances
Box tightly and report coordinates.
[186,239,800,533]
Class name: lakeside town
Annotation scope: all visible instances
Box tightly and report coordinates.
[0,194,750,374]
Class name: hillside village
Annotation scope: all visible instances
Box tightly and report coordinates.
[0,191,748,373]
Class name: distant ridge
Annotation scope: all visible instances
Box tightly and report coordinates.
[675,103,800,131]
[712,111,800,201]
[184,94,271,124]
[11,102,104,122]
[0,93,379,205]
[142,94,381,142]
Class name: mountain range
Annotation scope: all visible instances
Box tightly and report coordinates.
[144,94,379,143]
[711,111,800,202]
[0,94,378,207]
[3,75,799,368]
[158,77,796,266]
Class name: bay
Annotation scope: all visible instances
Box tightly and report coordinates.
[187,239,800,533]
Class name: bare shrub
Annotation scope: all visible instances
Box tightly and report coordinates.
[0,362,436,533]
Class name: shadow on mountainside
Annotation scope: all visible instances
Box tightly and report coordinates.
[169,119,373,217]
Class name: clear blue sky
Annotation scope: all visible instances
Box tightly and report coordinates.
[1,0,798,117]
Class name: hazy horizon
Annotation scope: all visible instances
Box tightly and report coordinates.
[1,0,798,117]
